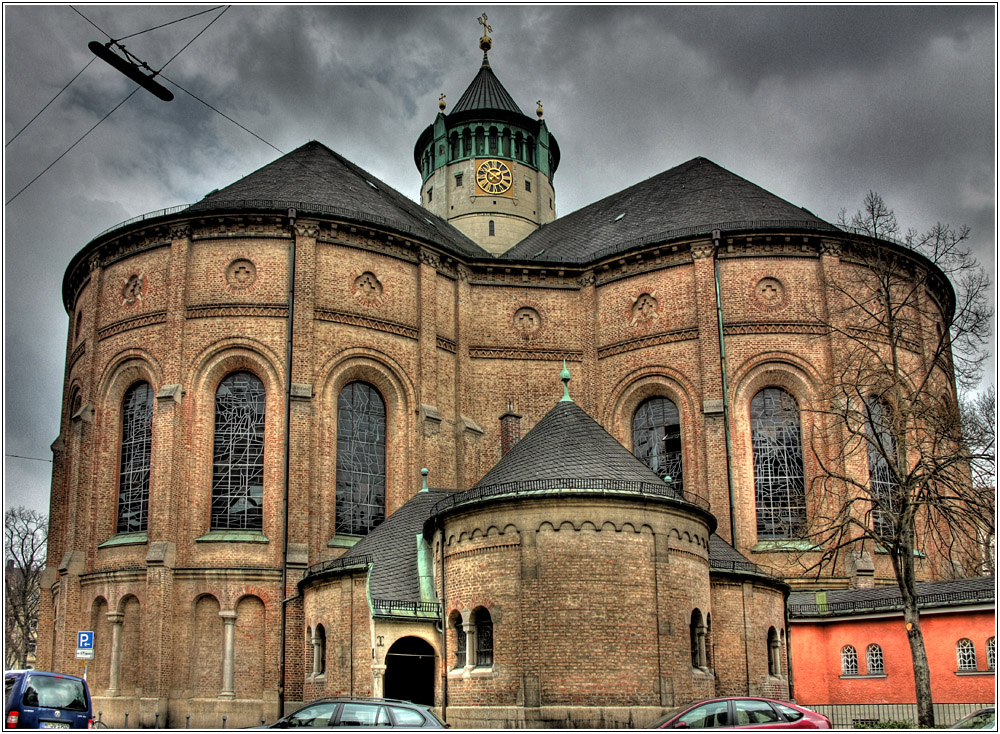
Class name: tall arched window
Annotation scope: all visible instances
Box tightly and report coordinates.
[956,638,977,671]
[841,645,858,675]
[750,388,806,538]
[767,627,781,676]
[987,637,995,671]
[211,372,266,530]
[452,613,467,669]
[690,609,707,668]
[865,398,898,539]
[118,382,154,534]
[866,644,884,674]
[336,382,386,536]
[488,127,498,155]
[313,625,327,676]
[475,608,493,667]
[633,396,683,491]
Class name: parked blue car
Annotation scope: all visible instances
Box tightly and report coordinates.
[4,670,93,729]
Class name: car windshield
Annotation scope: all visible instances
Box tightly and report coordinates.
[22,675,88,711]
[953,709,996,729]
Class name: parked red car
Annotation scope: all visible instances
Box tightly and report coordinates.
[652,697,831,729]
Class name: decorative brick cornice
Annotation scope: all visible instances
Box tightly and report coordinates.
[723,321,827,337]
[315,309,419,340]
[97,310,168,340]
[469,346,584,362]
[68,341,86,368]
[597,327,699,360]
[185,304,288,320]
[436,336,458,353]
[294,222,320,238]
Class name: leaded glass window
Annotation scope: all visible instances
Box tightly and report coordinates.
[476,610,493,667]
[751,388,806,538]
[841,645,858,675]
[866,644,884,674]
[866,398,898,539]
[987,637,995,671]
[956,638,977,671]
[211,372,265,530]
[633,396,683,491]
[335,382,386,536]
[117,382,153,533]
[454,615,466,668]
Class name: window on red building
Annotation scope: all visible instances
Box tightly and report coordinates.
[841,645,858,675]
[956,638,977,671]
[866,644,884,674]
[988,637,996,671]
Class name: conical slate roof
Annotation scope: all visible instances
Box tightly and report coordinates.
[504,157,837,263]
[473,398,670,491]
[450,53,524,116]
[188,141,489,259]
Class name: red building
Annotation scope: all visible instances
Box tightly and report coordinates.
[788,576,995,727]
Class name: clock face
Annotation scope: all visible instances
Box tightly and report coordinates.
[476,159,513,195]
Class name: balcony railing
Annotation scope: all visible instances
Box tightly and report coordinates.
[304,554,373,579]
[371,599,442,618]
[789,587,995,617]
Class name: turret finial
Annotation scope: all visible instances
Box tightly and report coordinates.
[439,93,446,112]
[478,12,493,53]
[536,100,544,119]
[560,359,572,402]
[421,467,429,492]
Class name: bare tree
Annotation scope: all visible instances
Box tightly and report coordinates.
[4,507,48,670]
[960,385,997,576]
[803,192,993,728]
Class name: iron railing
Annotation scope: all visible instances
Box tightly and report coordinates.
[709,558,783,580]
[371,599,442,617]
[304,553,373,579]
[789,587,995,617]
[429,477,710,517]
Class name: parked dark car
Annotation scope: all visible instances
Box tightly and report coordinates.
[950,708,996,729]
[651,697,831,729]
[4,670,93,729]
[260,697,447,728]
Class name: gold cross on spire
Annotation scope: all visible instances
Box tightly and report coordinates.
[477,12,493,53]
[478,13,492,34]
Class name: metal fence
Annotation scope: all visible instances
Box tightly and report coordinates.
[371,599,442,618]
[807,701,992,728]
[304,553,373,579]
[789,587,995,616]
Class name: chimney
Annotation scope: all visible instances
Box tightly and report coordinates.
[848,550,875,589]
[499,402,522,456]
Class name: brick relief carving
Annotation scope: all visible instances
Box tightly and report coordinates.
[512,306,542,340]
[225,258,257,293]
[98,311,167,340]
[597,327,699,360]
[753,277,787,312]
[469,347,583,362]
[629,291,660,327]
[185,304,287,320]
[315,309,418,340]
[352,271,385,307]
[121,274,145,307]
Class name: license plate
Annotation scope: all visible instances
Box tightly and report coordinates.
[40,722,71,729]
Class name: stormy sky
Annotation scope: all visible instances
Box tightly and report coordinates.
[3,5,996,516]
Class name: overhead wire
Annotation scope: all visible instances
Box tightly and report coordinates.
[5,58,96,147]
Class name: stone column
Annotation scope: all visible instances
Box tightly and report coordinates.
[219,611,237,699]
[462,621,476,674]
[696,624,707,669]
[311,630,322,677]
[372,665,386,698]
[106,612,124,696]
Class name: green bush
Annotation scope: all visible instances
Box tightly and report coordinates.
[853,720,915,729]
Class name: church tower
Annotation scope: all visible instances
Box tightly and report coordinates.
[414,14,560,254]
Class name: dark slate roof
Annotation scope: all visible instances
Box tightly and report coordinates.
[339,489,452,603]
[188,141,489,259]
[503,157,838,264]
[473,398,669,490]
[787,576,996,618]
[450,53,524,116]
[709,533,753,564]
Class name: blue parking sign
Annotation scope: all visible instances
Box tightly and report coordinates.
[77,631,94,649]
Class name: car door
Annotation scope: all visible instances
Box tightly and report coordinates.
[732,699,790,729]
[334,702,391,727]
[665,699,732,728]
[282,701,339,727]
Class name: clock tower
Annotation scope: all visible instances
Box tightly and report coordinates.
[414,14,560,254]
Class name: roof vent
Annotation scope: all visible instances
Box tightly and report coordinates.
[613,213,626,222]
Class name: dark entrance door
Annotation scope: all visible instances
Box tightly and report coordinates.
[383,636,435,705]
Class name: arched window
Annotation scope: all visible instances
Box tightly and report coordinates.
[475,127,485,156]
[488,127,498,155]
[211,372,265,530]
[633,396,684,491]
[526,137,535,165]
[118,382,153,534]
[314,625,327,675]
[866,644,884,674]
[841,645,858,675]
[690,609,707,668]
[514,133,523,161]
[750,388,806,539]
[452,612,466,669]
[956,638,977,671]
[501,129,511,157]
[336,382,386,536]
[488,220,495,237]
[74,311,83,341]
[475,609,493,667]
[767,627,781,676]
[987,637,995,671]
[865,398,898,539]
[462,129,471,158]
[449,132,458,160]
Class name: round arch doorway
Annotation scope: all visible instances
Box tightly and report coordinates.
[383,636,435,705]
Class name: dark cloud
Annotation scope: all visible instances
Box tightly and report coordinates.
[3,5,995,516]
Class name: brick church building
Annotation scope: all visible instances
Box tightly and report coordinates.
[37,24,971,729]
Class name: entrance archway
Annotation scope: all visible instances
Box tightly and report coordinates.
[383,636,435,705]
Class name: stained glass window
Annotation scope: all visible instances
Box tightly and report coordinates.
[956,638,977,671]
[751,388,806,538]
[866,644,884,674]
[633,396,684,491]
[211,372,265,530]
[476,610,493,667]
[336,382,386,536]
[841,645,858,675]
[117,382,153,533]
[866,399,898,539]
